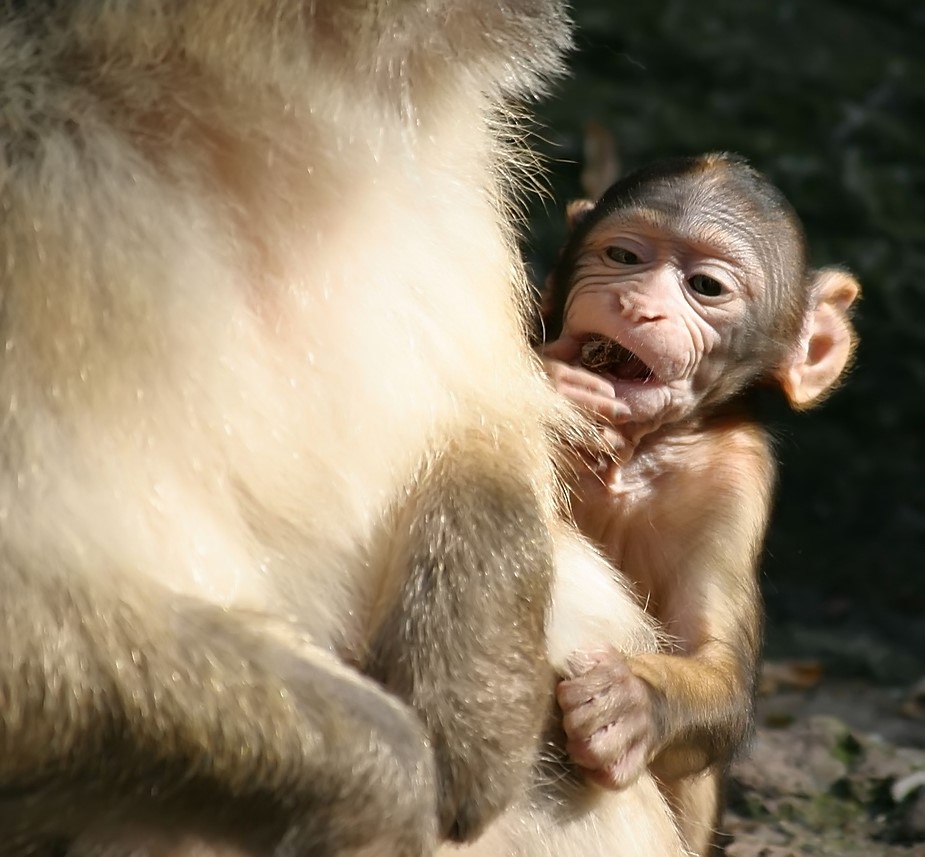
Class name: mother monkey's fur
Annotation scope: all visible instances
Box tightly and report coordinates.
[0,2,681,855]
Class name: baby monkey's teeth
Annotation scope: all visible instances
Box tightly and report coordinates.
[580,336,653,381]
[580,337,623,372]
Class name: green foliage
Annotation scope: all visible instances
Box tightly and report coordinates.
[833,731,865,767]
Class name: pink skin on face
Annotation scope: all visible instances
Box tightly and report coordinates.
[550,214,754,441]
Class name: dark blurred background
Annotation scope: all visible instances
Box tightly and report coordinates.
[525,0,925,684]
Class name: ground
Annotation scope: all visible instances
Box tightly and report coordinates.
[719,672,925,854]
[525,2,925,852]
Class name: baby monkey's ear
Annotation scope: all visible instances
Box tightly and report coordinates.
[565,199,596,231]
[777,267,861,409]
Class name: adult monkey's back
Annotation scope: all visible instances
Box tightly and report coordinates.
[2,1,557,853]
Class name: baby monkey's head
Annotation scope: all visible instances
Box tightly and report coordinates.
[545,153,859,424]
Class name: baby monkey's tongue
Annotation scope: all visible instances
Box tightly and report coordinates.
[580,337,653,382]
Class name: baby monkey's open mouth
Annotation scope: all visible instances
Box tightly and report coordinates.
[580,336,656,383]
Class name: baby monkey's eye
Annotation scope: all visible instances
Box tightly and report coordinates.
[606,246,640,265]
[688,274,724,297]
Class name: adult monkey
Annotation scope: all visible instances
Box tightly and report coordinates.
[0,1,688,855]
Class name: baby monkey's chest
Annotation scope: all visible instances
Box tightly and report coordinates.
[572,456,686,612]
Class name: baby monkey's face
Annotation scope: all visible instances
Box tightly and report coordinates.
[562,208,764,426]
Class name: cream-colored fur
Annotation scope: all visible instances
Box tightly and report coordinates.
[2,13,556,653]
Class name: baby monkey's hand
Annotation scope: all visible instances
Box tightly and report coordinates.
[541,337,636,465]
[557,649,660,791]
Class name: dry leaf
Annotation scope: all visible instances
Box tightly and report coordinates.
[580,121,621,200]
[758,659,824,696]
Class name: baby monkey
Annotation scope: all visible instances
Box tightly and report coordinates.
[541,153,860,855]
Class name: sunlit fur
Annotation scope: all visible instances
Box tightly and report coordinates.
[0,2,687,855]
[1,1,566,643]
